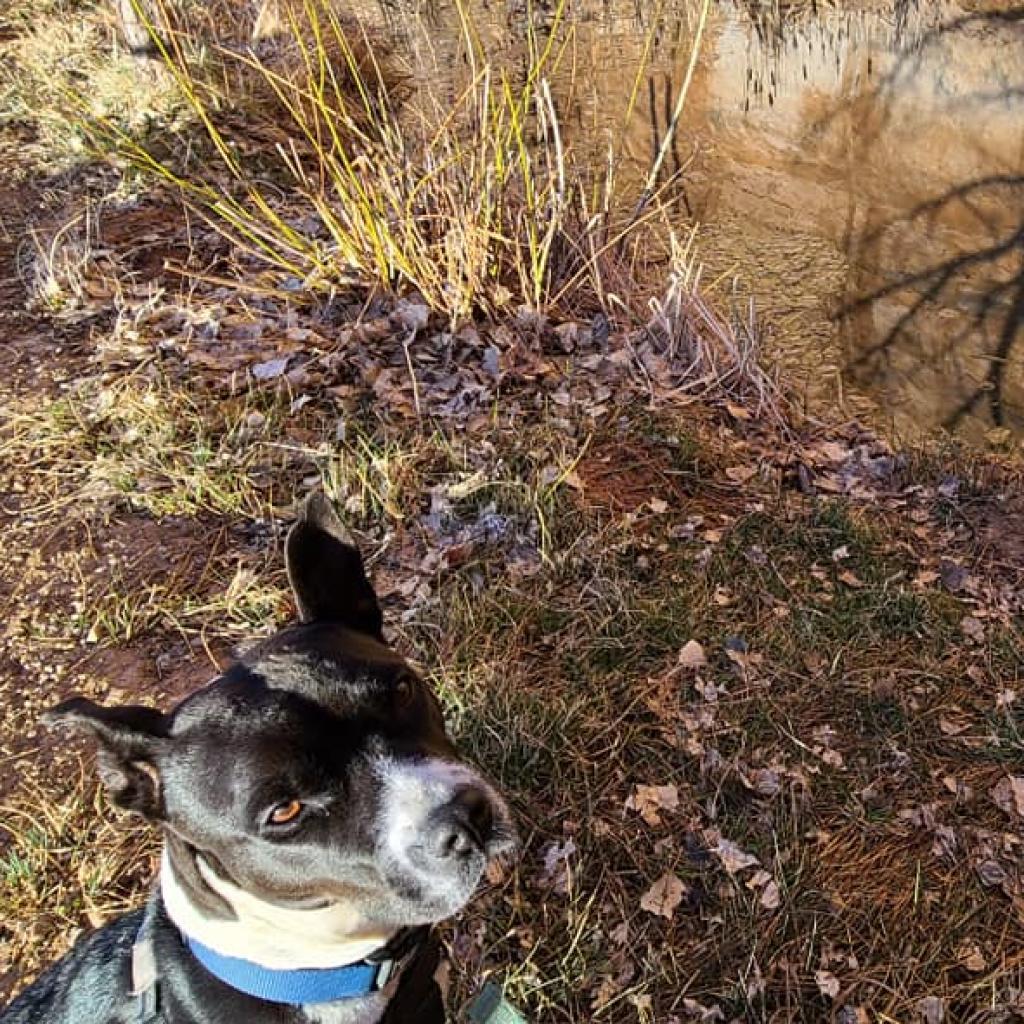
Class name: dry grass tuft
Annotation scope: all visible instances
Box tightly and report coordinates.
[67,0,684,323]
[1,370,292,519]
[0,0,185,166]
[0,765,159,985]
[647,232,787,422]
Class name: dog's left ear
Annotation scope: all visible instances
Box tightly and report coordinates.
[43,697,169,820]
[285,492,384,639]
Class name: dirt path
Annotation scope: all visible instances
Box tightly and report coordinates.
[0,174,228,998]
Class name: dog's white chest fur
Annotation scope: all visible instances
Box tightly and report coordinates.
[160,853,393,968]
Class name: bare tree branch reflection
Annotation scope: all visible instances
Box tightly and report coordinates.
[823,4,1024,433]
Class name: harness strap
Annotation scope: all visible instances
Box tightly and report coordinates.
[130,903,161,1023]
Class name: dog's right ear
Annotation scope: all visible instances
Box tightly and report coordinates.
[285,492,384,639]
[43,697,169,820]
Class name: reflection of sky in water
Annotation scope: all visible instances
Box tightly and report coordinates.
[364,0,1023,443]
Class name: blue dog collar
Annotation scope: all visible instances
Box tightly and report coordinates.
[185,937,397,1005]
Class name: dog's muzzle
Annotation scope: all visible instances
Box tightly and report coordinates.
[377,756,515,912]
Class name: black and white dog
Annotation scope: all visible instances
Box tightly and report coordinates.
[1,495,515,1023]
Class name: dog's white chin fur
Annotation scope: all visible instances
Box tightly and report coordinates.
[160,852,396,970]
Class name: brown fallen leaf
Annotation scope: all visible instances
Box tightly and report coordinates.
[961,616,985,642]
[590,976,620,1011]
[956,941,986,973]
[627,783,679,826]
[804,653,826,677]
[759,880,781,910]
[681,998,726,1021]
[392,298,429,332]
[747,767,781,798]
[815,970,841,1000]
[837,570,864,589]
[725,465,757,484]
[816,474,845,493]
[941,775,973,801]
[714,838,759,875]
[627,994,652,1014]
[939,559,968,593]
[815,440,851,463]
[640,872,687,919]
[917,995,945,1023]
[749,872,778,913]
[819,748,845,769]
[678,640,707,669]
[931,824,958,861]
[976,859,1008,887]
[837,1008,870,1024]
[562,469,584,491]
[990,776,1024,821]
[252,355,290,380]
[938,713,970,736]
[538,839,576,894]
[726,401,752,421]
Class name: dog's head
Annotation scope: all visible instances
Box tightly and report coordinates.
[47,495,515,935]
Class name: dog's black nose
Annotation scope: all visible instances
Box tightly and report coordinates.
[429,786,494,859]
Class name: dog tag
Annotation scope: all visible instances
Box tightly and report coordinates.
[465,982,527,1024]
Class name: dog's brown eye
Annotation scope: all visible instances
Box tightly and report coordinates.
[394,676,416,708]
[268,800,303,825]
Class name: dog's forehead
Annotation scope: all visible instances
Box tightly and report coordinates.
[246,623,410,701]
[247,651,395,705]
[248,621,406,669]
[172,624,409,728]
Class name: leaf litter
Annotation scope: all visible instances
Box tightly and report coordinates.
[4,69,1024,1023]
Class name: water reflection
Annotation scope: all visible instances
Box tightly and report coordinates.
[829,7,1024,438]
[357,0,1024,442]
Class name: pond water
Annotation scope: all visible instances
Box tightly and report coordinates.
[369,0,1024,444]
